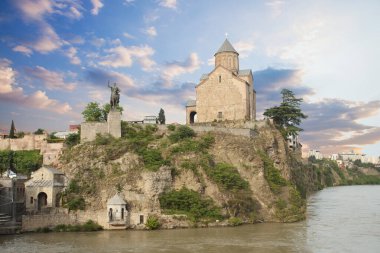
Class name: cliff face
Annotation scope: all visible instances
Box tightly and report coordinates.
[57,121,320,227]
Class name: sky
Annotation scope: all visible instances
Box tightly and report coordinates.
[0,0,379,156]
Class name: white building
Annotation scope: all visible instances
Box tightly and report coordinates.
[308,150,324,160]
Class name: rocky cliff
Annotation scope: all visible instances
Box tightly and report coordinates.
[56,121,360,228]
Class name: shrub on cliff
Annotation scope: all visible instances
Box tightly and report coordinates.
[168,125,195,143]
[159,188,222,221]
[146,216,160,230]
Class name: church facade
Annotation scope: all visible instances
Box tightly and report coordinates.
[186,39,256,124]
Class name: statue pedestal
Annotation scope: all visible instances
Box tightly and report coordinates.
[107,110,121,138]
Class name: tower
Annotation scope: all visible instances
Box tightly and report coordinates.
[214,39,239,74]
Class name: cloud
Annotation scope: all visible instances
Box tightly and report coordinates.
[234,41,255,58]
[0,58,71,114]
[31,23,63,53]
[88,89,106,101]
[91,37,106,48]
[266,0,285,17]
[65,47,81,65]
[86,69,136,91]
[161,53,201,87]
[91,0,104,15]
[0,59,16,94]
[159,0,177,9]
[25,66,76,91]
[145,26,157,37]
[12,45,33,56]
[100,44,156,71]
[123,32,135,39]
[254,66,380,154]
[85,68,194,107]
[15,0,53,22]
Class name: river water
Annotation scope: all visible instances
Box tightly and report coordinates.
[1,185,379,253]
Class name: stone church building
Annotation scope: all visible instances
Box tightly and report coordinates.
[186,39,256,124]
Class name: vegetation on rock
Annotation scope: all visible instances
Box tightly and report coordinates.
[0,150,42,175]
[146,216,160,230]
[159,188,222,222]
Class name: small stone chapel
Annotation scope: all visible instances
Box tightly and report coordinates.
[186,38,256,124]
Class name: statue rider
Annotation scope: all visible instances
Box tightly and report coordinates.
[108,83,120,109]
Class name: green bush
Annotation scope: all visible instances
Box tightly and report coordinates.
[258,151,287,193]
[204,163,249,191]
[167,124,176,131]
[138,148,168,171]
[228,217,243,226]
[168,125,195,143]
[159,188,222,221]
[94,134,114,145]
[146,216,160,230]
[0,150,43,176]
[65,196,85,211]
[53,220,102,232]
[65,133,80,148]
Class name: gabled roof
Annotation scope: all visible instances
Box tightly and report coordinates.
[196,65,249,88]
[215,39,238,55]
[238,69,252,76]
[107,193,126,205]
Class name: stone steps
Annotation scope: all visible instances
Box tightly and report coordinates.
[0,213,12,224]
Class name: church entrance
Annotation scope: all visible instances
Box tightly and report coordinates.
[189,111,197,124]
[37,192,47,211]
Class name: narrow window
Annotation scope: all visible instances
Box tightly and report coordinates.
[219,75,221,83]
[140,215,144,224]
[218,112,223,119]
[121,208,124,220]
[30,197,33,204]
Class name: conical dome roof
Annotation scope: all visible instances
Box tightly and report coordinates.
[215,39,238,55]
[107,193,126,205]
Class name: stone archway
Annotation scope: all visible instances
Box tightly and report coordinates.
[189,111,197,124]
[37,192,47,211]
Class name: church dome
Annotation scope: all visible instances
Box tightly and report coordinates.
[107,193,126,205]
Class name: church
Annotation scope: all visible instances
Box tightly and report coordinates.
[186,38,256,124]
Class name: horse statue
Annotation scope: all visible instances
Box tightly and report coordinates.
[108,83,120,109]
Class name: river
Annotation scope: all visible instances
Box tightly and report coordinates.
[1,185,379,253]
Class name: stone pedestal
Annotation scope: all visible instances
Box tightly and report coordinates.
[107,110,121,138]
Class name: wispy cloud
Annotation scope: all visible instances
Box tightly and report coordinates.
[144,26,158,37]
[159,0,177,9]
[0,58,72,114]
[234,41,255,58]
[266,0,285,17]
[161,53,201,87]
[91,0,104,15]
[123,32,135,39]
[12,45,33,56]
[65,47,81,65]
[25,66,76,91]
[99,44,156,71]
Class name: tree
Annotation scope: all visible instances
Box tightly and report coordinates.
[82,102,104,122]
[34,128,45,135]
[102,103,123,120]
[158,108,165,125]
[82,102,123,122]
[64,133,80,148]
[263,89,307,137]
[9,120,16,138]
